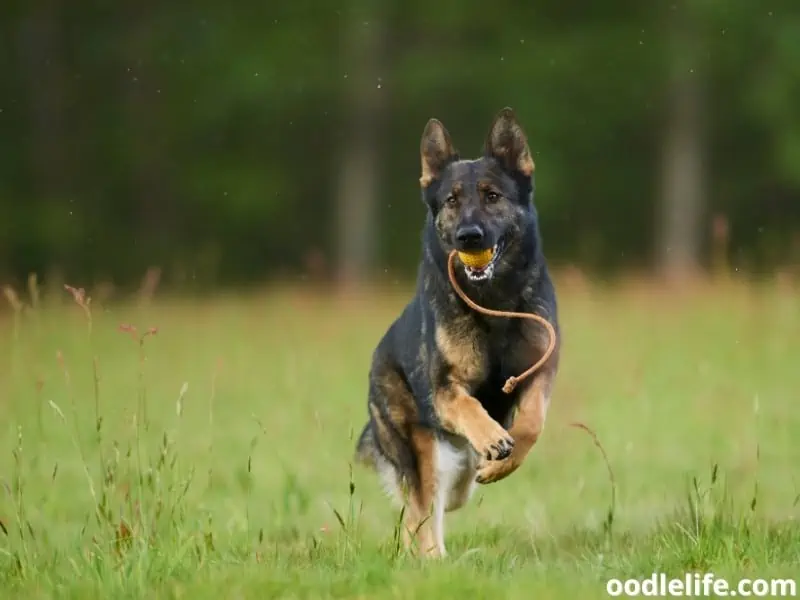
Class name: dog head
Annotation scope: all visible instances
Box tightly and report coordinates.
[420,107,537,284]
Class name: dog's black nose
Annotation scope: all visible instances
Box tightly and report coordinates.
[455,224,485,249]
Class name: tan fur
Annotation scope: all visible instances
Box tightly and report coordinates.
[433,324,513,461]
[380,370,419,423]
[434,322,487,384]
[420,118,456,188]
[475,369,554,483]
[420,163,434,188]
[486,108,535,176]
[367,402,401,465]
[476,180,503,197]
[435,386,513,460]
[475,325,559,484]
[518,153,535,176]
[510,370,552,448]
[402,428,439,556]
[366,368,420,469]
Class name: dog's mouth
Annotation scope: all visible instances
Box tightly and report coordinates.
[459,240,505,283]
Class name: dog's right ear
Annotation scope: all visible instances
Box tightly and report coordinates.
[420,118,456,188]
[485,107,534,177]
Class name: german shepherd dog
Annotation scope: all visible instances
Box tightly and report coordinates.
[355,107,560,557]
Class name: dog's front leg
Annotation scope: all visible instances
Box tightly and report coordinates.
[475,366,555,484]
[434,383,515,461]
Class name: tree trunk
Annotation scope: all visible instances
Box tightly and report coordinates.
[18,0,68,261]
[657,3,706,281]
[124,2,171,278]
[335,13,385,291]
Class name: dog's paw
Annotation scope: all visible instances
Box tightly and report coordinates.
[475,454,518,484]
[471,421,515,461]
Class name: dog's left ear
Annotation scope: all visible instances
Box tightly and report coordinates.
[420,118,457,188]
[485,107,534,177]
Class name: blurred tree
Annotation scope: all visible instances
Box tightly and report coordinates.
[657,0,707,279]
[124,0,174,270]
[16,0,70,276]
[335,5,386,289]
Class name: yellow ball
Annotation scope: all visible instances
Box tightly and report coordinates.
[458,248,494,269]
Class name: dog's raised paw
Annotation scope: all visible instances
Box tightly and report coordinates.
[465,417,515,461]
[487,436,514,460]
[476,454,518,484]
[478,427,515,461]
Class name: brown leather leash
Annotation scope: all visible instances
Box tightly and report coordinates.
[446,249,557,393]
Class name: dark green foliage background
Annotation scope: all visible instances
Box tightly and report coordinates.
[2,1,798,287]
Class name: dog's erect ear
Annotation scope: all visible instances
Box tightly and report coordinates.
[420,118,456,188]
[485,107,534,177]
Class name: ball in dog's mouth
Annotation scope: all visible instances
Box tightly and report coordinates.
[458,244,499,282]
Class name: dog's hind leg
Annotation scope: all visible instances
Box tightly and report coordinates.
[371,414,477,558]
[368,423,440,557]
[365,367,443,557]
[403,427,439,557]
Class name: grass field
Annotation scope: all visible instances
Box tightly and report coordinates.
[1,275,798,598]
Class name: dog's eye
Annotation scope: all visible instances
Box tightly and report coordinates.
[445,195,457,206]
[486,191,500,203]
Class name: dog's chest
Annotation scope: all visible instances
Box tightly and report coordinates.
[476,316,518,367]
[471,320,524,423]
[434,309,528,393]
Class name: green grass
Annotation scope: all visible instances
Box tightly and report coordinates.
[0,277,798,598]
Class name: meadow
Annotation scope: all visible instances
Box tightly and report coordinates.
[0,274,798,598]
